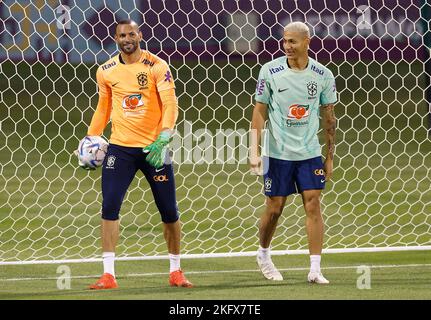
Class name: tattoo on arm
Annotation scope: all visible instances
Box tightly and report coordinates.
[322,104,336,160]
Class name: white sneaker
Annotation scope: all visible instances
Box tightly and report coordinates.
[257,255,283,281]
[307,271,329,284]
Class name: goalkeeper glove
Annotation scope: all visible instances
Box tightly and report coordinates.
[143,131,172,169]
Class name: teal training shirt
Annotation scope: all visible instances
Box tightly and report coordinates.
[255,56,337,161]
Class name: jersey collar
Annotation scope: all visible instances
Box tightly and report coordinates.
[118,50,145,65]
[286,57,310,73]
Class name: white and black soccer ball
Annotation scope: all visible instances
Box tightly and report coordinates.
[77,136,108,170]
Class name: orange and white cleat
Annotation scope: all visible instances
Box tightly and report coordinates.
[89,273,118,290]
[169,269,193,288]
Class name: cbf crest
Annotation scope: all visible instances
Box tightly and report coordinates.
[264,178,272,192]
[307,81,317,96]
[137,72,148,89]
[106,155,116,169]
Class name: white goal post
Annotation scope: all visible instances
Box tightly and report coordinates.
[0,0,430,265]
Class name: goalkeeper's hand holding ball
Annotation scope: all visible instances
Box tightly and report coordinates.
[143,130,172,169]
[74,135,108,171]
[74,136,96,171]
[77,155,96,171]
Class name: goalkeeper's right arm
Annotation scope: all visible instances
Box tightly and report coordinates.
[76,67,112,170]
[87,68,112,136]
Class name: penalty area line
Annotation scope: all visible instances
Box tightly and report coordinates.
[0,263,431,282]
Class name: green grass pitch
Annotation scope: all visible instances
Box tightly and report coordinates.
[0,251,430,299]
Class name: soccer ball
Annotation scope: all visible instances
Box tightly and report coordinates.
[77,136,108,170]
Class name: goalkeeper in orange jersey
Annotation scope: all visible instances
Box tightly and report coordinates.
[81,19,192,289]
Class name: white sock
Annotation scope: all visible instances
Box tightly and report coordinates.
[310,255,321,273]
[258,245,270,262]
[169,253,181,273]
[102,252,115,277]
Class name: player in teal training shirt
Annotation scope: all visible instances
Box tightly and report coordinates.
[250,21,337,284]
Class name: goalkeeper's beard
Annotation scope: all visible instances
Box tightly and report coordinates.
[119,41,139,54]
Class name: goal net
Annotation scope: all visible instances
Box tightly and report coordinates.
[1,0,430,264]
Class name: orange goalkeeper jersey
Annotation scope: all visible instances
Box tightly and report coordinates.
[87,50,178,147]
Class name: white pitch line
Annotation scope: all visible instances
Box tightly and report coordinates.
[1,263,431,282]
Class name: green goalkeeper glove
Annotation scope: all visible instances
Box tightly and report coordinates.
[143,131,172,169]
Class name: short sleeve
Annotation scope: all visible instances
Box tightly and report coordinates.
[255,65,270,104]
[320,70,337,105]
[152,60,176,92]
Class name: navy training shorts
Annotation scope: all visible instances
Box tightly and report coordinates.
[263,156,326,197]
[101,144,178,223]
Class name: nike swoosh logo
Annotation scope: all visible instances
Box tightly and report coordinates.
[112,82,119,87]
[155,167,165,172]
[278,88,289,93]
[321,179,325,183]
